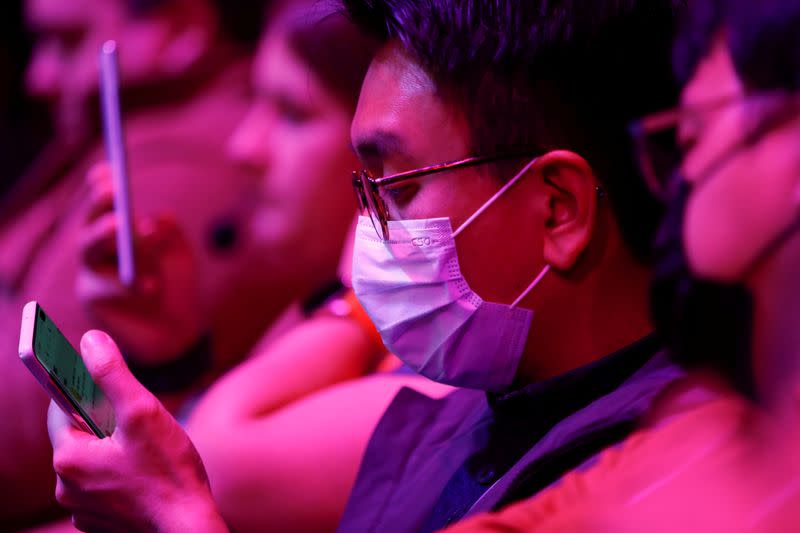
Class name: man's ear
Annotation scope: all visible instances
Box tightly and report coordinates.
[538,150,600,271]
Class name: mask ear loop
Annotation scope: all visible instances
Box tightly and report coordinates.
[452,157,539,238]
[511,264,550,308]
[450,157,550,309]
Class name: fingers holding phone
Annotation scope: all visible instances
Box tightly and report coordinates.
[80,163,183,297]
[46,330,226,532]
[78,162,203,363]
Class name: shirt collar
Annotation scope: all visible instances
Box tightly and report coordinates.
[488,333,664,421]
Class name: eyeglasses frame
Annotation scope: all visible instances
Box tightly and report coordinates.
[630,90,800,200]
[352,153,539,240]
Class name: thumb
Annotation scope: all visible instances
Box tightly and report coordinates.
[80,330,156,427]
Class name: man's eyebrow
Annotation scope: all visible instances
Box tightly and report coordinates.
[352,130,411,162]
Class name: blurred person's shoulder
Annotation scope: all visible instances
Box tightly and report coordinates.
[443,381,753,533]
[528,390,800,533]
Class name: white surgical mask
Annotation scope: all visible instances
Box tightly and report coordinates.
[351,158,549,391]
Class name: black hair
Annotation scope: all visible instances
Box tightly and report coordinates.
[124,0,273,46]
[729,0,800,92]
[278,0,380,112]
[650,181,756,398]
[672,0,724,86]
[341,0,685,262]
[124,0,172,16]
[674,0,800,92]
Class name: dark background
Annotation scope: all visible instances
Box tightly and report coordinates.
[0,1,52,198]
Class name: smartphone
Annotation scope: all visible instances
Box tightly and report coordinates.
[99,40,136,287]
[19,302,115,438]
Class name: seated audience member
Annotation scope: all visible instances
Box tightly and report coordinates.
[75,0,375,402]
[79,2,452,530]
[0,0,269,526]
[445,0,800,530]
[44,0,692,530]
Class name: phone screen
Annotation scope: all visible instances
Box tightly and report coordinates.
[33,306,116,437]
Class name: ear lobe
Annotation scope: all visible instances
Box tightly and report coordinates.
[539,151,599,271]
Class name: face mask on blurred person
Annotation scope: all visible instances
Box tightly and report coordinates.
[680,94,800,284]
[650,176,756,397]
[351,159,549,392]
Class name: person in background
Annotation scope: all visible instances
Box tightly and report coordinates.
[0,0,270,528]
[78,1,453,530]
[444,0,800,530]
[44,0,691,531]
[46,1,452,531]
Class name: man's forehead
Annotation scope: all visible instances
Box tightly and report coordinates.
[355,42,438,126]
[26,0,95,27]
[367,42,436,93]
[352,41,470,160]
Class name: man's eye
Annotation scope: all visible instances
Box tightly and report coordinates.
[383,183,420,207]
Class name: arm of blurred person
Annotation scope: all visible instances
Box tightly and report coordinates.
[186,317,452,532]
[76,162,205,365]
[47,330,228,533]
[193,298,392,419]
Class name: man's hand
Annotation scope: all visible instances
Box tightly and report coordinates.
[77,162,204,364]
[47,330,228,533]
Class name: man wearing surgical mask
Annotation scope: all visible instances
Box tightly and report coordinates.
[446,0,800,530]
[0,0,265,527]
[337,1,686,529]
[43,1,689,531]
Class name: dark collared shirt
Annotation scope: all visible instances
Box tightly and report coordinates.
[338,335,682,533]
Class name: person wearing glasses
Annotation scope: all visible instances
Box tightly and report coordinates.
[44,0,688,530]
[45,1,454,532]
[444,0,800,530]
[0,0,263,527]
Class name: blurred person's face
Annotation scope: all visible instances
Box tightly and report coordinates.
[25,0,203,131]
[227,25,359,275]
[679,34,800,284]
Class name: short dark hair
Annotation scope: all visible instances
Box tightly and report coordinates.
[278,1,380,112]
[341,0,685,262]
[124,0,273,46]
[124,0,172,16]
[674,0,800,92]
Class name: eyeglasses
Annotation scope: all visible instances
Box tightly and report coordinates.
[630,91,800,201]
[352,153,538,241]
